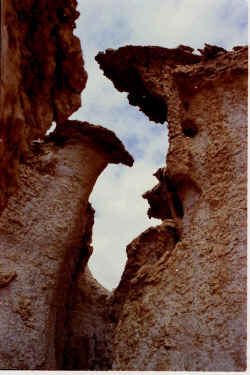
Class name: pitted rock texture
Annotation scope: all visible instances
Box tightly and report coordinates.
[0,120,133,369]
[109,222,179,324]
[0,0,87,214]
[97,45,247,371]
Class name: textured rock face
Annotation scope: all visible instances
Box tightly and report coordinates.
[0,0,87,213]
[0,121,133,369]
[1,1,135,369]
[97,45,247,371]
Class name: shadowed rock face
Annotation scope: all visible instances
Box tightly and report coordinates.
[96,45,200,124]
[64,267,113,370]
[97,45,247,371]
[0,121,133,370]
[0,0,87,213]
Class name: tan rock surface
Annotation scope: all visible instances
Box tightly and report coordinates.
[0,120,133,369]
[97,45,247,371]
[0,0,87,213]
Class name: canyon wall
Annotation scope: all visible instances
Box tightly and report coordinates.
[97,44,247,371]
[0,0,87,213]
[0,1,132,369]
[0,120,132,369]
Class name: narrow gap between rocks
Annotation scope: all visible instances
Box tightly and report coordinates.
[87,113,168,291]
[45,102,169,293]
[64,8,170,292]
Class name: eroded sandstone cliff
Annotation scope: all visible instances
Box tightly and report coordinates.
[96,44,247,371]
[1,1,131,368]
[0,0,87,213]
[0,120,133,369]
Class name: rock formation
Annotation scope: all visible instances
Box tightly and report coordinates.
[0,0,247,371]
[0,0,87,213]
[96,44,247,371]
[0,120,133,369]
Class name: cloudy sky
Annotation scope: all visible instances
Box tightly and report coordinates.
[71,0,248,290]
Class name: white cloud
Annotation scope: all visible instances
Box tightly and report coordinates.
[71,0,248,290]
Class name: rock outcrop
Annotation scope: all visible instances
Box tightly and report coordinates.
[96,44,247,371]
[1,1,134,369]
[0,0,87,214]
[0,120,133,369]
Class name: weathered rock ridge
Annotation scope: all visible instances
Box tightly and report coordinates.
[0,0,247,370]
[97,44,247,371]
